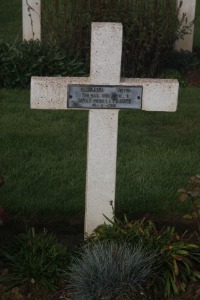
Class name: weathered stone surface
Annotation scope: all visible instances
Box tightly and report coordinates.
[175,0,196,51]
[31,77,178,112]
[121,78,178,112]
[85,110,119,234]
[90,23,122,85]
[31,77,89,110]
[22,0,41,41]
[85,23,122,234]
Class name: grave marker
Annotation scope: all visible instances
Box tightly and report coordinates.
[175,0,196,51]
[22,0,41,41]
[31,23,179,235]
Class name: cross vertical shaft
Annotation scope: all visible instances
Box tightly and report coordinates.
[85,23,122,235]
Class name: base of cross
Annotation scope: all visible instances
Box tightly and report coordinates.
[31,23,179,236]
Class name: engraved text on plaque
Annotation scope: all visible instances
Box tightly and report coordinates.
[68,85,143,109]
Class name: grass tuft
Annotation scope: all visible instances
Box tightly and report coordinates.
[68,241,157,300]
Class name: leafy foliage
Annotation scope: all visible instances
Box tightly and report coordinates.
[68,240,157,300]
[87,216,200,299]
[178,175,200,231]
[162,50,199,74]
[87,216,157,244]
[0,227,71,291]
[152,226,200,298]
[194,47,200,61]
[158,68,187,87]
[157,47,199,87]
[42,0,193,77]
[0,40,86,88]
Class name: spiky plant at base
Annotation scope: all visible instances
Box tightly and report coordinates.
[68,241,157,300]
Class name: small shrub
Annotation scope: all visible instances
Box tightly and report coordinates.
[157,68,187,87]
[152,226,200,298]
[68,240,157,300]
[88,216,200,299]
[0,40,86,89]
[162,50,199,74]
[194,47,200,60]
[178,175,200,231]
[87,216,157,244]
[0,227,71,291]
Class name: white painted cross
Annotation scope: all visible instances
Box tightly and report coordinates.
[175,0,196,51]
[22,0,41,41]
[31,23,179,236]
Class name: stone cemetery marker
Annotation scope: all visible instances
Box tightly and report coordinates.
[31,23,179,235]
[22,0,41,41]
[175,0,196,51]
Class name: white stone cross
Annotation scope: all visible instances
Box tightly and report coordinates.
[22,0,41,41]
[31,23,179,236]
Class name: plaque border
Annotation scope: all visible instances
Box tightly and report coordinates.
[67,84,143,110]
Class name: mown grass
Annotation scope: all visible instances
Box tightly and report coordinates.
[1,88,200,218]
[117,88,200,217]
[0,89,87,217]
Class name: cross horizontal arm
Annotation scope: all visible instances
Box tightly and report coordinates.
[31,76,89,110]
[121,78,179,112]
[31,77,178,112]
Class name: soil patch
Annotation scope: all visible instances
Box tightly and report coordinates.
[1,214,198,248]
[0,215,84,249]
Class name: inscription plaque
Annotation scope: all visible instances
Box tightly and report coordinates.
[67,85,143,109]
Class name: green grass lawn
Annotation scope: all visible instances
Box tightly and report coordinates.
[0,1,200,220]
[1,88,200,219]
